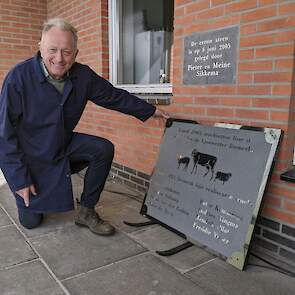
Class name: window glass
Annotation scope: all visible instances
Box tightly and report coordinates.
[115,0,173,85]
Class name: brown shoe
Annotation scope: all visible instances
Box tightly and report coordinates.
[75,206,115,236]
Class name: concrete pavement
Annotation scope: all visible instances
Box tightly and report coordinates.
[0,175,294,295]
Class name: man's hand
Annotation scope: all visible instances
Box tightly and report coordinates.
[16,184,37,207]
[153,108,170,120]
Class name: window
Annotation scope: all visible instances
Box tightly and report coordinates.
[109,0,174,94]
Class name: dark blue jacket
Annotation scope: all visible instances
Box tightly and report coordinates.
[0,53,156,213]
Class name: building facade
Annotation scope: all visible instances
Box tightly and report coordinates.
[0,0,294,269]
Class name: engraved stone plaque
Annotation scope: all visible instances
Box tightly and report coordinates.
[183,26,239,85]
[142,120,281,270]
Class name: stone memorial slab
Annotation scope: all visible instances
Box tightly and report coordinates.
[183,26,239,85]
[142,120,281,270]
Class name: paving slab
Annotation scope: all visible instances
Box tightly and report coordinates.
[64,252,209,295]
[0,183,17,210]
[186,256,295,295]
[0,260,65,295]
[0,226,37,268]
[0,206,11,227]
[97,191,151,233]
[130,225,216,273]
[30,224,147,280]
[1,199,77,238]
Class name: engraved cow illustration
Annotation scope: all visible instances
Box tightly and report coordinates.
[191,149,217,180]
[214,171,232,184]
[176,154,190,171]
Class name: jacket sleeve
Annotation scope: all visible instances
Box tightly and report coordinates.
[88,69,156,122]
[0,75,32,192]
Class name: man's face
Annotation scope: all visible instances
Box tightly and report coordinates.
[39,27,78,80]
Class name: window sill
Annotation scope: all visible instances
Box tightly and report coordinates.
[135,93,171,105]
[117,84,173,94]
[280,166,295,183]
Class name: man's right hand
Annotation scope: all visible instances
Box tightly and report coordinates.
[16,184,37,207]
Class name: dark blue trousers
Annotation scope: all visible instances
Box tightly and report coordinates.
[18,133,114,229]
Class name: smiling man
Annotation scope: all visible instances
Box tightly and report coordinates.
[0,18,169,235]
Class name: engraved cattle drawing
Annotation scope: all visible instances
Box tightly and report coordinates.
[191,149,217,180]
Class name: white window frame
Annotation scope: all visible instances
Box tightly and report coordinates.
[108,0,172,94]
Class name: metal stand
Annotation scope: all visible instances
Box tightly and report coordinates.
[123,220,157,227]
[156,241,194,256]
[124,219,194,256]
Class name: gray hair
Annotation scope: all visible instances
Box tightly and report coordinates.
[41,18,78,49]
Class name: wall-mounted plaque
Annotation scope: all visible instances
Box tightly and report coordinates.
[183,26,239,85]
[142,120,281,270]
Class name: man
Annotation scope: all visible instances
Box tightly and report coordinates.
[0,18,169,236]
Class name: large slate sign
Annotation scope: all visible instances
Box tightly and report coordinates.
[183,26,239,85]
[142,120,281,270]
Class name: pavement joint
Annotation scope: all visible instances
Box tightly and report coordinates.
[0,202,71,295]
[61,251,150,283]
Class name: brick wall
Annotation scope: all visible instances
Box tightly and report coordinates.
[172,0,295,266]
[0,0,46,88]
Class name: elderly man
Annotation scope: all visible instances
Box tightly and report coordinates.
[0,18,169,236]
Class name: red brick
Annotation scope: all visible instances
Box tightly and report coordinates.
[208,15,240,30]
[284,200,295,212]
[236,109,269,120]
[211,0,232,6]
[207,108,234,117]
[175,0,193,6]
[175,7,185,18]
[240,24,257,35]
[185,0,210,14]
[225,0,257,14]
[207,86,236,95]
[175,14,195,26]
[257,17,295,32]
[252,98,290,109]
[238,73,253,84]
[220,97,251,107]
[256,45,294,58]
[262,207,295,225]
[196,96,220,105]
[254,72,292,83]
[240,34,274,47]
[275,59,294,70]
[183,106,206,115]
[240,49,255,60]
[173,96,195,104]
[241,7,277,23]
[279,2,295,16]
[269,185,295,200]
[258,0,276,5]
[239,60,273,71]
[272,85,292,96]
[274,30,295,43]
[271,111,289,122]
[238,86,271,95]
[183,23,209,35]
[195,6,224,19]
[264,194,282,207]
